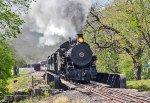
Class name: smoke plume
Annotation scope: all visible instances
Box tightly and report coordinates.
[13,0,92,62]
[27,0,91,46]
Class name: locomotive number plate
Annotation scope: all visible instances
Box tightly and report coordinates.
[79,52,85,57]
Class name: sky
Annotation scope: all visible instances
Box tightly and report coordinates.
[91,0,113,6]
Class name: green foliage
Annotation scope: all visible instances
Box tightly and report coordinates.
[142,71,150,79]
[142,48,150,66]
[13,51,26,67]
[84,0,150,80]
[127,79,150,91]
[0,0,24,41]
[23,88,29,93]
[44,91,51,97]
[84,18,120,73]
[19,69,30,75]
[119,54,134,80]
[0,0,31,97]
[102,0,150,79]
[0,44,14,96]
[96,48,119,73]
[7,74,32,93]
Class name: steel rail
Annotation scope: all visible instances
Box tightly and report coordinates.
[77,83,150,103]
[98,86,150,103]
[76,84,124,103]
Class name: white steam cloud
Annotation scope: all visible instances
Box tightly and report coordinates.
[13,0,92,62]
[27,0,92,46]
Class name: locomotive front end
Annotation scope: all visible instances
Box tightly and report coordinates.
[70,43,92,66]
[48,33,97,82]
[65,34,97,82]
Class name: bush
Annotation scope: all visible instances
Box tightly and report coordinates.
[44,91,50,97]
[127,79,150,91]
[142,71,150,79]
[119,54,134,80]
[0,45,14,96]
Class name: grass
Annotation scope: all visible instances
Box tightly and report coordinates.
[19,69,31,75]
[38,96,87,103]
[18,96,44,103]
[8,69,87,103]
[7,69,32,93]
[127,79,150,92]
[52,96,87,103]
[53,96,70,103]
[19,96,87,103]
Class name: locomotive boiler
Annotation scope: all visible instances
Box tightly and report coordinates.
[47,34,97,82]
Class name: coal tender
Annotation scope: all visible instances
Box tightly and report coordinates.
[47,34,97,82]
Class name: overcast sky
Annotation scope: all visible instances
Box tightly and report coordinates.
[91,0,113,6]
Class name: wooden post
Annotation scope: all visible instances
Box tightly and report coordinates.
[31,76,34,101]
[13,65,19,76]
[45,65,48,85]
[119,74,126,88]
[32,76,34,88]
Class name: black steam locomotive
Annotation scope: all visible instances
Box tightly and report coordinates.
[47,34,97,82]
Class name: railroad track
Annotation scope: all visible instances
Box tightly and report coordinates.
[75,82,150,103]
[32,70,150,103]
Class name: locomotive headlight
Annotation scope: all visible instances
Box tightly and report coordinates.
[78,37,84,43]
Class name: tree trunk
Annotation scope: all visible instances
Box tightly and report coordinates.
[13,65,19,76]
[131,47,143,80]
[134,61,142,80]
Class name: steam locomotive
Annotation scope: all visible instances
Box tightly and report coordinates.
[47,34,97,82]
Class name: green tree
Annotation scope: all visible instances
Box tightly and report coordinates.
[84,0,150,80]
[13,49,27,69]
[84,7,121,73]
[102,0,150,80]
[0,43,14,95]
[0,0,32,96]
